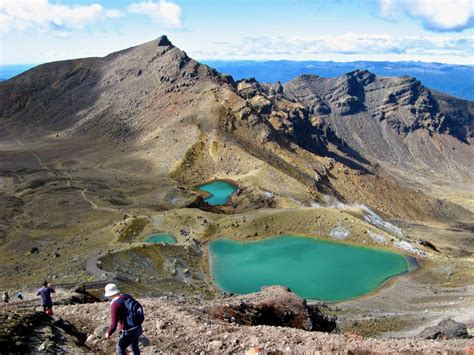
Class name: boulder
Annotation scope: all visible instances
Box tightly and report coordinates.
[37,342,47,352]
[94,324,109,338]
[37,340,55,352]
[418,239,440,252]
[245,347,264,355]
[157,35,172,47]
[204,285,336,332]
[209,340,223,350]
[56,285,101,305]
[85,334,96,345]
[419,319,468,339]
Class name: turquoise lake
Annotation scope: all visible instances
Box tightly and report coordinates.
[196,180,238,206]
[144,233,177,244]
[209,236,411,301]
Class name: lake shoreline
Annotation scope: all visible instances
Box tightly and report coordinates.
[195,179,239,206]
[208,235,412,302]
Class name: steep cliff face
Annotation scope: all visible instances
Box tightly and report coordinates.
[284,70,473,140]
[233,78,330,153]
[284,71,474,182]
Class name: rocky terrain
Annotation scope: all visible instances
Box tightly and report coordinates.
[284,72,474,210]
[0,35,473,352]
[2,286,471,353]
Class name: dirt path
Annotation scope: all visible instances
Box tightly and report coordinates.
[5,126,49,170]
[5,126,120,214]
[85,252,116,281]
[80,188,118,213]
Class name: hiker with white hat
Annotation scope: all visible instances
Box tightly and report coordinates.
[104,283,145,355]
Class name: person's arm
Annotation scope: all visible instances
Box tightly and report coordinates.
[36,289,40,296]
[106,301,121,337]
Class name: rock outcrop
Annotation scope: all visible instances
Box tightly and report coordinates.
[284,70,472,139]
[284,71,474,181]
[0,306,88,353]
[204,286,336,332]
[55,285,102,306]
[419,319,469,340]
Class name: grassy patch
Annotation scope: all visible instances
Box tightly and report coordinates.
[117,218,149,243]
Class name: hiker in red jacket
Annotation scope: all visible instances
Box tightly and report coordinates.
[104,283,143,355]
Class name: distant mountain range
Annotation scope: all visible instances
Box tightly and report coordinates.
[203,60,474,102]
[2,60,473,101]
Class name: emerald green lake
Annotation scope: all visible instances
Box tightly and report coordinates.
[196,180,238,206]
[144,233,176,244]
[209,236,411,301]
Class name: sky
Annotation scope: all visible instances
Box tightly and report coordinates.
[0,0,473,65]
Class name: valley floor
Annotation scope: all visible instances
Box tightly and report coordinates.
[1,124,473,347]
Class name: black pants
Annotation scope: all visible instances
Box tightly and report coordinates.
[116,327,141,355]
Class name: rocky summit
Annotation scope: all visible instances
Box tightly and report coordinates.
[0,36,473,352]
[284,71,474,181]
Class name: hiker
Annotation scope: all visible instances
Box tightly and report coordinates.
[2,291,10,304]
[104,283,144,355]
[17,290,24,301]
[37,281,55,315]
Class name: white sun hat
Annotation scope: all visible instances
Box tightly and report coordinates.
[104,283,121,297]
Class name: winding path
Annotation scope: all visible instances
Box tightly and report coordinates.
[5,127,49,171]
[5,126,120,213]
[85,252,116,282]
[80,188,117,213]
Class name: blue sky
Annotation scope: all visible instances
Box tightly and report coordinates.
[1,0,473,65]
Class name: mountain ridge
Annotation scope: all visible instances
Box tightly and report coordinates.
[203,59,474,101]
[1,35,473,213]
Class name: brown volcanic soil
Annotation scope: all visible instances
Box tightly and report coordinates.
[57,298,473,354]
[1,36,473,347]
[3,287,471,354]
[53,289,471,354]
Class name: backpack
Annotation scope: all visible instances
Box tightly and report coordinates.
[118,295,145,328]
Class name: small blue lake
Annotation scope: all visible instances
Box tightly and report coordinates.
[144,233,177,244]
[196,180,238,206]
[209,236,411,301]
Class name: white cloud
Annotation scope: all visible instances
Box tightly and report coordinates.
[128,0,182,29]
[0,0,122,34]
[379,0,474,31]
[105,9,125,19]
[193,33,474,59]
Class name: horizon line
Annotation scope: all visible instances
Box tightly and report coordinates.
[1,58,474,67]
